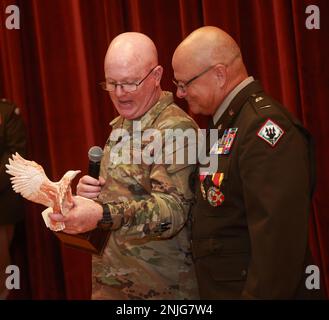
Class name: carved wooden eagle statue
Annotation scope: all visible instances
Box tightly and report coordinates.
[5,153,80,231]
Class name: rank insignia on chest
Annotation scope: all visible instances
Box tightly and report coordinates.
[257,119,284,147]
[210,128,238,155]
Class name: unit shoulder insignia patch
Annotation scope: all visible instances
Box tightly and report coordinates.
[257,118,284,147]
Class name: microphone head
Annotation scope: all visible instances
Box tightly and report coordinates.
[88,146,104,162]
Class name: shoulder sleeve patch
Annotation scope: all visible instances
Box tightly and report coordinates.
[257,118,285,147]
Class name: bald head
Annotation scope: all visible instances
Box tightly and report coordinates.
[173,26,242,69]
[105,32,158,73]
[103,32,163,120]
[172,27,248,115]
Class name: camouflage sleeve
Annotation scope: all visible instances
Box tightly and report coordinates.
[108,164,195,241]
[105,120,198,242]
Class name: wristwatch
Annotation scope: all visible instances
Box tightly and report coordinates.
[97,203,113,230]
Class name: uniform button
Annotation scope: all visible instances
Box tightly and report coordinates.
[241,269,247,278]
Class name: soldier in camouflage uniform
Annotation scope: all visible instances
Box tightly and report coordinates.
[50,32,199,299]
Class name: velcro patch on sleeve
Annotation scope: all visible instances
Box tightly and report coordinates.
[257,119,284,147]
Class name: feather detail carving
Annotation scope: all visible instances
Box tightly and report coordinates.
[5,153,81,231]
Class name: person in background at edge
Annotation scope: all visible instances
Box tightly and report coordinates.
[0,98,27,299]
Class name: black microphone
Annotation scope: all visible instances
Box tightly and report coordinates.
[88,146,104,179]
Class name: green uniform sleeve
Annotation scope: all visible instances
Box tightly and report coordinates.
[240,113,310,299]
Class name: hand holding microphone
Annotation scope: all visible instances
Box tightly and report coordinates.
[77,146,105,199]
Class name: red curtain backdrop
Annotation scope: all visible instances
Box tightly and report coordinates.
[0,0,328,299]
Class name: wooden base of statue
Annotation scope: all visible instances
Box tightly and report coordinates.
[54,228,111,256]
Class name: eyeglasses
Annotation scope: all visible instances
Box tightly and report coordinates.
[172,64,219,93]
[100,65,158,93]
[173,52,242,93]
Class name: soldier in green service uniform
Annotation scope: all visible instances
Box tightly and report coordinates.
[49,32,199,299]
[172,26,322,299]
[0,99,27,299]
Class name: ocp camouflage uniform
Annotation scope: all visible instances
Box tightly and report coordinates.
[92,92,199,300]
